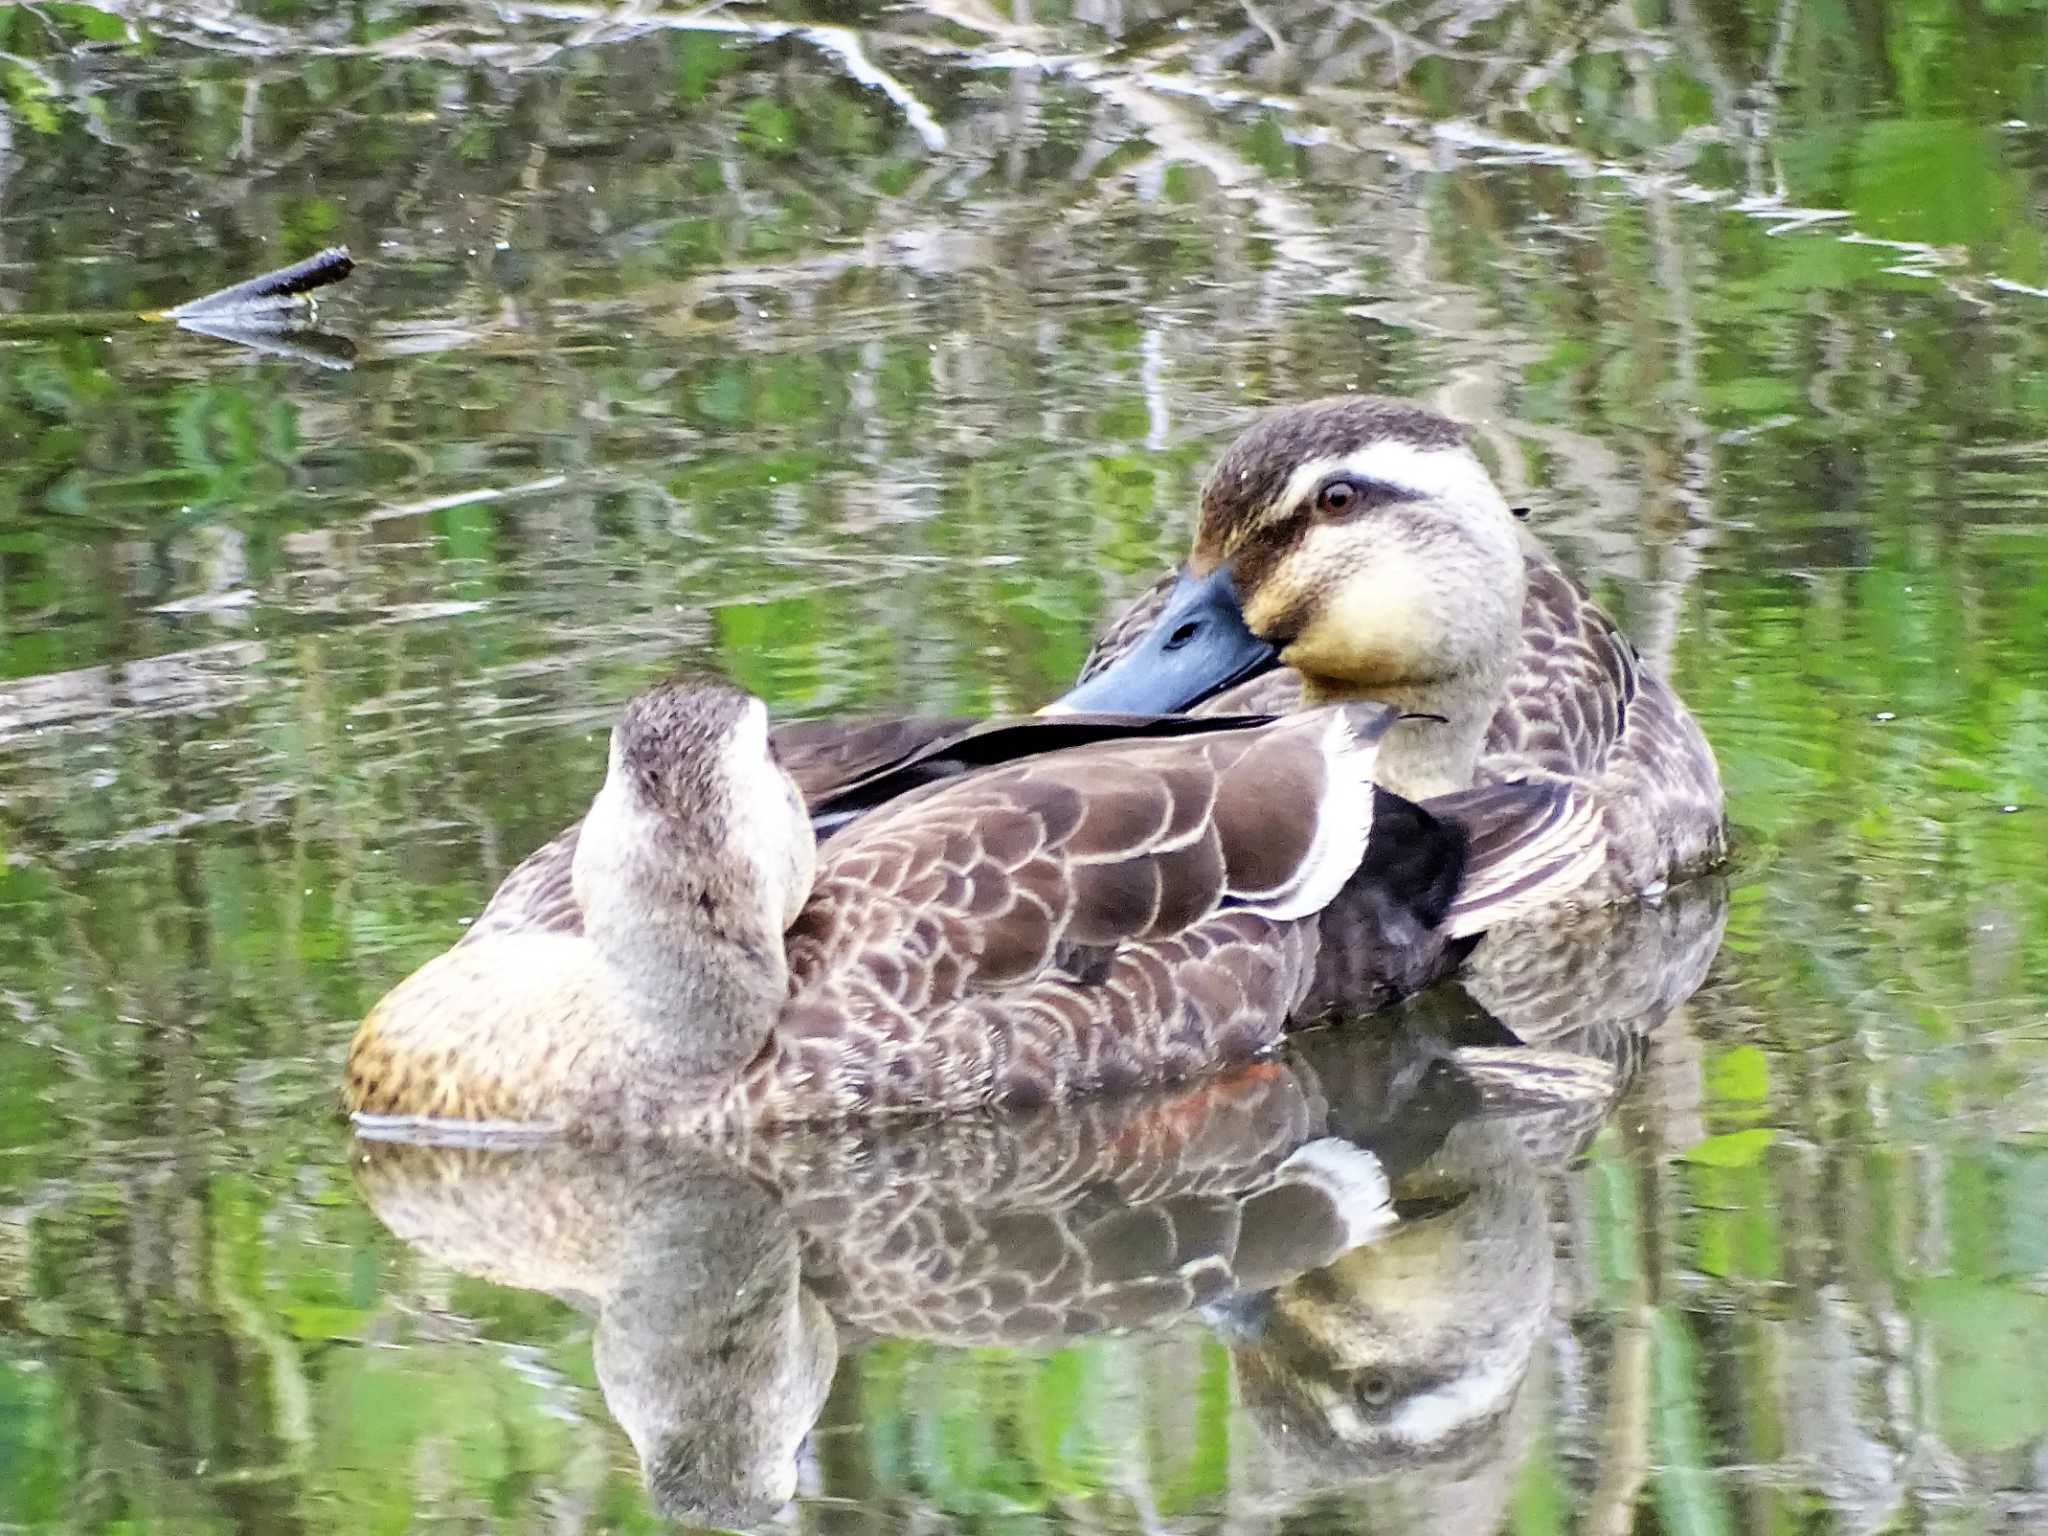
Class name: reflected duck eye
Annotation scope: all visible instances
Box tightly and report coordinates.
[1315,478,1362,517]
[1356,1371,1395,1408]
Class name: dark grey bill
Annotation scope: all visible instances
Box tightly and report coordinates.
[1046,563,1278,715]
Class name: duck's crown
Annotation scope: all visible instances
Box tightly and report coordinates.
[611,675,766,822]
[1200,397,1470,527]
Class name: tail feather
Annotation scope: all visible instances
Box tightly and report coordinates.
[1430,778,1606,938]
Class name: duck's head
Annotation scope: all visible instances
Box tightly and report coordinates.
[1051,397,1526,714]
[572,678,816,1068]
[574,677,815,936]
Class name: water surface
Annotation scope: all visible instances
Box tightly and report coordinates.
[3,1,2047,1532]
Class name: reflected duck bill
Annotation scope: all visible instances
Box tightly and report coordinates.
[1041,563,1278,716]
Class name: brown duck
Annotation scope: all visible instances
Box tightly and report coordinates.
[344,680,1545,1135]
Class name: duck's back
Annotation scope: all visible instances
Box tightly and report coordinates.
[734,710,1463,1125]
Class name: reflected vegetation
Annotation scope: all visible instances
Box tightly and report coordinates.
[2,0,2046,1531]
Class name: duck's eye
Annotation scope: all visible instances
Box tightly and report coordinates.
[1314,477,1363,518]
[1356,1371,1396,1408]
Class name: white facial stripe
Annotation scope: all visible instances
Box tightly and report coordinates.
[1315,1347,1528,1451]
[720,697,815,931]
[1272,442,1501,519]
[1382,1347,1528,1446]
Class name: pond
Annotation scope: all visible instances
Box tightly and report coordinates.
[2,2,2046,1532]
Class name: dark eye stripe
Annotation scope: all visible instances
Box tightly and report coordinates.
[1226,470,1421,586]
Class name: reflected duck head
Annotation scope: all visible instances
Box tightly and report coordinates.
[1227,1116,1550,1473]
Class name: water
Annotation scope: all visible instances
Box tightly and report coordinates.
[2,1,2046,1531]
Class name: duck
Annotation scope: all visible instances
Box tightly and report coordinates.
[345,677,1512,1135]
[1047,395,1727,910]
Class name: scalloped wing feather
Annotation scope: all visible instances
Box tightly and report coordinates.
[756,709,1404,1122]
[1431,778,1609,938]
[788,707,1390,1002]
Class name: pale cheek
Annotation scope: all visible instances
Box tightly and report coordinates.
[778,771,817,928]
[1283,560,1443,684]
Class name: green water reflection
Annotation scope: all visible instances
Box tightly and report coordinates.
[2,0,2046,1531]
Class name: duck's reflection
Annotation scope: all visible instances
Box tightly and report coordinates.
[356,1040,1573,1529]
[360,1139,834,1528]
[357,877,1727,1531]
[1220,1044,1552,1530]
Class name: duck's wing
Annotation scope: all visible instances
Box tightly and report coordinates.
[1429,777,1609,938]
[461,821,584,944]
[771,713,974,801]
[764,706,1441,1118]
[754,1066,1394,1346]
[1489,555,1726,891]
[803,710,1278,830]
[792,705,1393,990]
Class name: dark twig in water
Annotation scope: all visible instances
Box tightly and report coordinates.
[166,246,355,320]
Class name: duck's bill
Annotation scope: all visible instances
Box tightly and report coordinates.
[1041,564,1278,716]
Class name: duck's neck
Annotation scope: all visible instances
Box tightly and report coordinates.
[1300,658,1509,800]
[571,780,794,1086]
[585,894,789,1082]
[596,1158,834,1524]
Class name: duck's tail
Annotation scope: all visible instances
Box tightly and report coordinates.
[1428,778,1607,938]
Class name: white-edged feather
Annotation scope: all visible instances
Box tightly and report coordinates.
[1443,778,1609,938]
[1235,707,1385,920]
[1275,1137,1396,1252]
